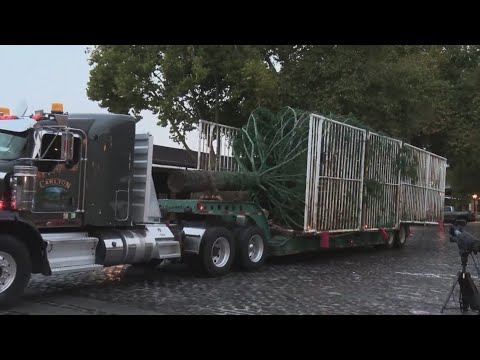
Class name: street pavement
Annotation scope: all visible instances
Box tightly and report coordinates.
[2,223,479,315]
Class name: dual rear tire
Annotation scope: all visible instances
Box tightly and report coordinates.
[394,225,408,248]
[186,225,267,277]
[384,225,409,249]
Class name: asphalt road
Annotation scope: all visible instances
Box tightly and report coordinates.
[2,223,479,315]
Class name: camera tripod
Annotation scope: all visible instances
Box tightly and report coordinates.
[441,252,480,314]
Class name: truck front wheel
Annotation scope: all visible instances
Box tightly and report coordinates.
[0,235,32,308]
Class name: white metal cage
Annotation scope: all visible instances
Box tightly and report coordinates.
[196,114,447,233]
[362,133,403,230]
[304,114,447,233]
[197,120,240,172]
[304,115,366,233]
[399,145,447,224]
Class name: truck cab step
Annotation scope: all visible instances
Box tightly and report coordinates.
[51,264,103,274]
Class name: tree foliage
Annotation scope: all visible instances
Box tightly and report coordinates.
[86,45,480,194]
[86,45,280,150]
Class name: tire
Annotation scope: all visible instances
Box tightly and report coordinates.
[385,231,395,249]
[394,225,409,248]
[191,227,235,277]
[0,235,32,309]
[235,226,267,271]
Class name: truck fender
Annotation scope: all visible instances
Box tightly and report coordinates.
[0,211,51,275]
[182,227,206,254]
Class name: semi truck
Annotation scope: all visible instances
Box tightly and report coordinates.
[0,104,447,308]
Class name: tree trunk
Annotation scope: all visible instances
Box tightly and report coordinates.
[168,170,259,193]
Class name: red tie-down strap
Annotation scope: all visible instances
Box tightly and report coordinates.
[438,222,445,232]
[320,231,330,248]
[378,227,389,241]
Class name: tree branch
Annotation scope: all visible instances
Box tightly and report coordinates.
[265,54,279,75]
[169,121,197,163]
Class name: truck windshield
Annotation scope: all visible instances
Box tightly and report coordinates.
[0,130,28,160]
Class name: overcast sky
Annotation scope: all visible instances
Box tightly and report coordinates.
[0,45,198,150]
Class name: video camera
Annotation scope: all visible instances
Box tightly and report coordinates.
[445,224,480,313]
[449,225,480,255]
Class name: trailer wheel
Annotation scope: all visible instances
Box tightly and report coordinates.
[192,227,235,277]
[394,225,409,248]
[236,226,267,271]
[0,235,32,309]
[385,232,395,249]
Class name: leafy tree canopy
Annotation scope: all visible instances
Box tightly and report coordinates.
[87,45,480,194]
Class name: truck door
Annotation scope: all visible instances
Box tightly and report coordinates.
[33,130,83,214]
